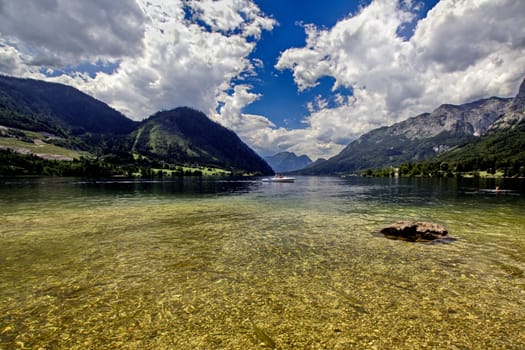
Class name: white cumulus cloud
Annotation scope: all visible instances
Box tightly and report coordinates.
[0,0,146,67]
[0,0,524,161]
[0,0,276,123]
[273,0,525,159]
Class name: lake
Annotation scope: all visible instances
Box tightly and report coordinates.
[1,176,524,349]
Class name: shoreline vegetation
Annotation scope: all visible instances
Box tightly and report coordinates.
[4,145,523,180]
[361,161,525,179]
[2,123,523,179]
[0,148,255,178]
[0,121,266,177]
[3,146,524,179]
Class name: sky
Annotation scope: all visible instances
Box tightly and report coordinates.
[0,0,524,160]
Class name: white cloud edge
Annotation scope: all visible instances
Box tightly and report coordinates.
[272,0,525,159]
[0,0,524,161]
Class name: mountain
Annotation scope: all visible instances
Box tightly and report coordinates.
[131,107,273,175]
[300,96,512,175]
[0,76,273,176]
[488,78,525,131]
[435,79,525,174]
[0,75,137,135]
[264,151,312,172]
[435,121,525,176]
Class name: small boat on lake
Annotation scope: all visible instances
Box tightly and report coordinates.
[262,175,296,183]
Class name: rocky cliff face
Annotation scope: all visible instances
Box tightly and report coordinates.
[380,97,511,140]
[508,78,525,111]
[300,92,514,175]
[489,78,525,130]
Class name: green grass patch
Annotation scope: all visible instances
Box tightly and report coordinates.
[0,136,88,159]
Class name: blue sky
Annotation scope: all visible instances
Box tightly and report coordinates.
[245,0,440,130]
[0,0,523,159]
[244,1,365,129]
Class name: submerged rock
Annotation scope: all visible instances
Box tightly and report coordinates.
[379,221,449,242]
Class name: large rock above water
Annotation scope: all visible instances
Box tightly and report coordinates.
[380,221,449,242]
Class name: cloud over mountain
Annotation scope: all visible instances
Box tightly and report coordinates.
[0,0,275,123]
[273,0,525,159]
[0,0,523,160]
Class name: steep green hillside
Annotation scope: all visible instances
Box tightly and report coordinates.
[0,76,273,176]
[132,107,274,175]
[0,75,137,135]
[438,122,525,174]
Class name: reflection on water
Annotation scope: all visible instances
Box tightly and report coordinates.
[1,176,524,349]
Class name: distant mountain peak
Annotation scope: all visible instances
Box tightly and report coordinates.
[265,151,312,173]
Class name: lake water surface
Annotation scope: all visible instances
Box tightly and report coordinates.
[1,176,524,349]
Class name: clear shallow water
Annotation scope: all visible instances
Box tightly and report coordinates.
[0,176,524,349]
